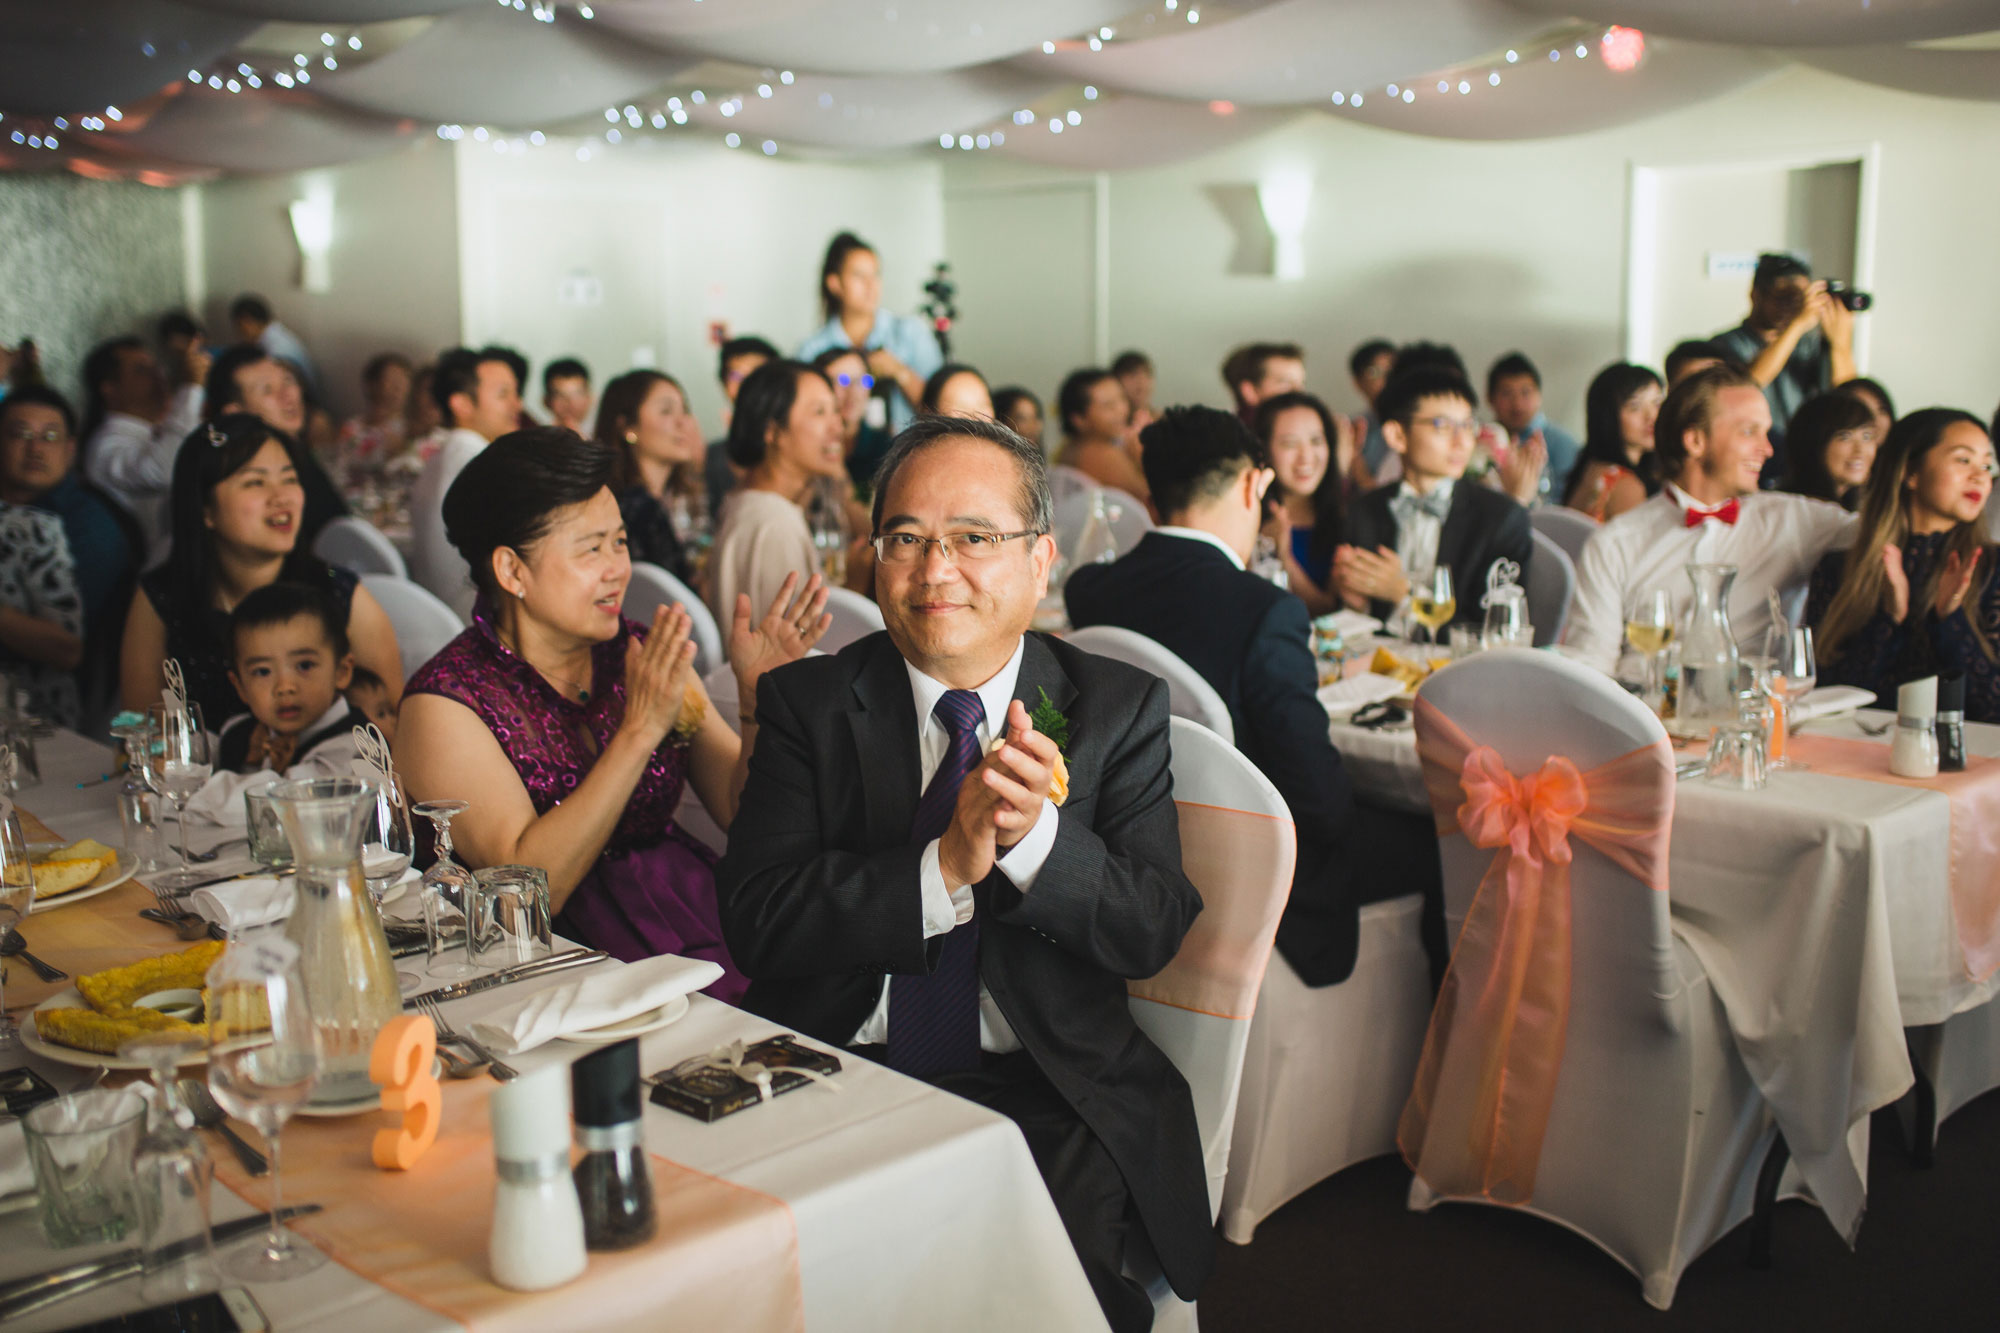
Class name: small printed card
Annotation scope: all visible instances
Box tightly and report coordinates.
[648,1035,841,1123]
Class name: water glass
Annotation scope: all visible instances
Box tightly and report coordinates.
[471,865,553,968]
[22,1088,147,1248]
[1704,721,1769,790]
[1482,586,1531,650]
[244,789,294,871]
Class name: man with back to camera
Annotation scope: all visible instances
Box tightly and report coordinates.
[407,346,522,618]
[1712,252,1858,442]
[1065,404,1446,986]
[716,414,1212,1331]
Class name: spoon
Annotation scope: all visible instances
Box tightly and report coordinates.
[177,1078,269,1176]
[188,837,248,864]
[0,930,65,983]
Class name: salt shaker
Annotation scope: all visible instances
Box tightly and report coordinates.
[488,1064,588,1291]
[572,1039,657,1251]
[1890,676,1940,779]
[1937,674,1966,773]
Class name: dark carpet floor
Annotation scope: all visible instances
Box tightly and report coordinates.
[1202,1093,2000,1331]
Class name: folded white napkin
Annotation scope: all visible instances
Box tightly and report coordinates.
[1791,685,1878,724]
[189,876,295,932]
[1319,672,1408,716]
[467,954,724,1055]
[1313,609,1383,640]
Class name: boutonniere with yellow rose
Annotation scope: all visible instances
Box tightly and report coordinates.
[1031,687,1070,807]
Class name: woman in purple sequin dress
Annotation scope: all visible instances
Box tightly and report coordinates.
[396,430,829,1002]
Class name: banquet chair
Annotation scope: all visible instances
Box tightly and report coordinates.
[818,585,886,654]
[1065,626,1234,743]
[1406,649,1777,1310]
[1054,486,1153,565]
[358,574,464,681]
[1525,528,1575,647]
[313,515,407,579]
[1047,464,1097,507]
[624,562,722,674]
[1529,504,1596,568]
[1128,717,1295,1330]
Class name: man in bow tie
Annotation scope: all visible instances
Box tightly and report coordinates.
[717,415,1211,1331]
[1335,365,1534,632]
[1565,363,1856,673]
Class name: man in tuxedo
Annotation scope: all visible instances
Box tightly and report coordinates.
[717,415,1211,1331]
[1067,406,1444,988]
[1336,364,1534,633]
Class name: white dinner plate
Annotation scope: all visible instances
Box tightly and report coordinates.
[27,850,136,914]
[553,993,691,1045]
[20,988,209,1071]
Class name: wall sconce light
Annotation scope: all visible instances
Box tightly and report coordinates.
[288,193,333,293]
[1257,172,1312,281]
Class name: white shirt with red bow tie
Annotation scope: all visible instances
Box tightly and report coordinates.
[1563,483,1856,674]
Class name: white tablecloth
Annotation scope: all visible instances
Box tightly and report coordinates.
[2,732,1108,1333]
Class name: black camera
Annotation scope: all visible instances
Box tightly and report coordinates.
[1824,279,1873,313]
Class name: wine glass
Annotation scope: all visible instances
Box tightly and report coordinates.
[1409,566,1456,649]
[1624,588,1676,714]
[1774,627,1817,766]
[414,800,477,980]
[141,703,212,892]
[0,805,34,1050]
[207,941,325,1282]
[119,1031,214,1300]
[365,772,419,989]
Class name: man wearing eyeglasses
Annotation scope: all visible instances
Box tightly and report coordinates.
[717,415,1212,1332]
[1335,365,1534,632]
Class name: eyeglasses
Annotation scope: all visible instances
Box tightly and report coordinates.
[871,530,1041,565]
[1407,415,1479,438]
[2,426,68,446]
[835,373,876,390]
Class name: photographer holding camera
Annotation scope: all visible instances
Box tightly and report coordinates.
[1714,252,1865,444]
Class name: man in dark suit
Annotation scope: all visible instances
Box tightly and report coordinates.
[1067,406,1444,988]
[1335,364,1534,632]
[717,415,1210,1332]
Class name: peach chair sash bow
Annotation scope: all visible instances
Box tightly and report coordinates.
[1400,697,1674,1205]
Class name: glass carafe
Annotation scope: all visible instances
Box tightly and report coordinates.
[1677,562,1741,737]
[1062,491,1119,589]
[268,777,401,1105]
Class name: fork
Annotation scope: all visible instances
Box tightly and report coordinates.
[147,885,211,939]
[415,996,517,1081]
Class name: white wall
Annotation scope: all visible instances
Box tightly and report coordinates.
[943,66,2000,434]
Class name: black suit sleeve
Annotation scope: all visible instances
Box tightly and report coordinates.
[988,676,1203,980]
[716,675,933,980]
[1238,596,1352,849]
[1487,497,1535,588]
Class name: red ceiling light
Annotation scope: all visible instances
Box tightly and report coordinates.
[1208,99,1235,115]
[1600,25,1645,73]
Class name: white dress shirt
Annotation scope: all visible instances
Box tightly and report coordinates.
[1392,478,1454,582]
[849,637,1062,1052]
[1564,483,1855,673]
[407,427,491,620]
[83,385,204,554]
[1154,525,1247,571]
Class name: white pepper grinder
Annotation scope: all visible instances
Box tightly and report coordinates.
[489,1063,588,1291]
[1890,676,1940,779]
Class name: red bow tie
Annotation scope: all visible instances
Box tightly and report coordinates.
[1683,498,1741,527]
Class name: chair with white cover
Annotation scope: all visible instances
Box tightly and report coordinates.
[1405,649,1776,1309]
[1053,486,1153,565]
[1065,626,1234,743]
[1525,528,1575,647]
[819,585,885,654]
[624,562,722,675]
[1127,717,1295,1330]
[1047,464,1097,507]
[1529,504,1597,569]
[313,515,407,579]
[359,575,464,681]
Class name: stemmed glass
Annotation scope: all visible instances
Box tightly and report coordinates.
[1624,588,1676,715]
[1409,566,1456,650]
[0,804,34,1050]
[142,703,212,892]
[414,800,476,980]
[119,1031,214,1299]
[207,939,325,1282]
[364,772,418,989]
[1771,627,1817,768]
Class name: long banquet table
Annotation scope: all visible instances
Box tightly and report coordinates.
[1328,699,2000,1242]
[1,731,1110,1333]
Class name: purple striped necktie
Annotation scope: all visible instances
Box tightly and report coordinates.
[887,688,988,1076]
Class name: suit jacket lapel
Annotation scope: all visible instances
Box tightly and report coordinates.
[1437,486,1476,587]
[847,637,922,847]
[1012,633,1079,743]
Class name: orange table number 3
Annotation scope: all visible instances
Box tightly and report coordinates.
[370,1014,442,1169]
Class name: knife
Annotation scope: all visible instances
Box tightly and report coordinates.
[0,1204,322,1321]
[402,948,609,1009]
[164,867,268,895]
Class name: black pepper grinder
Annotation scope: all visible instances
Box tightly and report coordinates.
[1937,674,1967,773]
[571,1038,657,1251]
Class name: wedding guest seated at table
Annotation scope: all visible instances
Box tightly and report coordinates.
[396,431,829,991]
[1053,367,1146,501]
[1335,366,1533,632]
[1112,349,1156,423]
[596,369,705,584]
[230,293,318,394]
[992,385,1044,451]
[80,334,207,551]
[1807,409,1999,718]
[483,345,537,432]
[921,363,994,420]
[1488,350,1581,499]
[1663,338,1741,389]
[541,356,593,437]
[1565,364,1855,673]
[409,346,522,616]
[181,581,364,827]
[1067,405,1444,988]
[120,413,403,723]
[345,664,398,744]
[1253,391,1345,616]
[1561,362,1665,522]
[1836,375,1897,446]
[0,446,84,729]
[705,334,778,521]
[1350,337,1398,488]
[205,344,347,545]
[718,415,1211,1331]
[812,347,892,491]
[1221,341,1306,423]
[333,352,413,495]
[1779,391,1880,511]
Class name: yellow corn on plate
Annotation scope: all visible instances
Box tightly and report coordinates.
[33,1005,203,1055]
[76,941,226,1013]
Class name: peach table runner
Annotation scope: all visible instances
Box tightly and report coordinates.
[1127,801,1294,1020]
[1788,735,2000,982]
[215,1068,804,1332]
